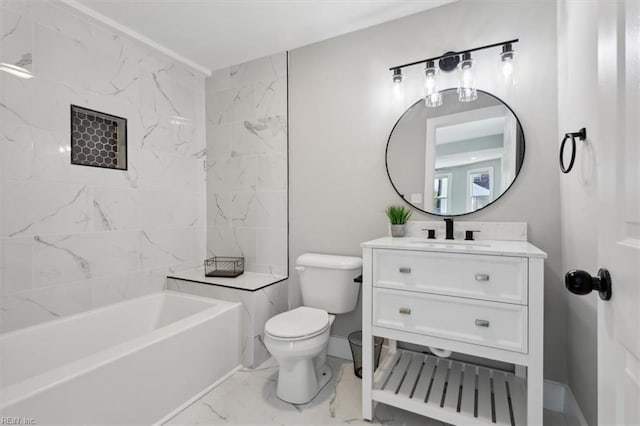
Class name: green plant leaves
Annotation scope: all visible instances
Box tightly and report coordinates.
[385,205,413,225]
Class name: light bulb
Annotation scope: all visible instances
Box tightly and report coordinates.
[424,60,442,108]
[392,80,405,99]
[457,52,477,102]
[502,60,514,77]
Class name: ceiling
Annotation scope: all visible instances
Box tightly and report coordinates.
[66,0,453,75]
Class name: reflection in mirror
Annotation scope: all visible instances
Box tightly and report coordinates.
[386,89,524,216]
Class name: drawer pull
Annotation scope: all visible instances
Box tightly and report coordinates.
[399,267,412,274]
[399,307,412,315]
[475,274,490,281]
[475,319,490,327]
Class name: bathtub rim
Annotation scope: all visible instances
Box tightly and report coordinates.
[1,291,241,410]
[0,290,223,340]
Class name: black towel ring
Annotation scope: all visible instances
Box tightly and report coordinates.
[560,128,587,174]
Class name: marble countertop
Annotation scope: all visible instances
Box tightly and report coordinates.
[167,268,287,291]
[361,237,547,259]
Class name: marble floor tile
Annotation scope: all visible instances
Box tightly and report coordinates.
[165,356,568,426]
[165,356,446,426]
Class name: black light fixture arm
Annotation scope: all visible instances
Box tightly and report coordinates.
[388,38,520,72]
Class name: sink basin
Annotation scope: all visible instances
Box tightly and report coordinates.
[406,238,491,248]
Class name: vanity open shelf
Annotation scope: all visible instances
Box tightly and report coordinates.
[361,234,546,425]
[374,349,527,426]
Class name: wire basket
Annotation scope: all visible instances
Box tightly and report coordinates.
[204,256,244,278]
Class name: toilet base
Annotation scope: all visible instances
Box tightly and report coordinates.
[276,363,332,405]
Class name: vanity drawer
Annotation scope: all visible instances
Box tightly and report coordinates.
[373,249,527,304]
[373,288,528,353]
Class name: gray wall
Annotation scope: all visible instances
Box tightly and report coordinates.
[557,1,598,423]
[289,0,567,382]
[385,102,426,206]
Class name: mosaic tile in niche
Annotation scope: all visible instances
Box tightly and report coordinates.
[70,105,127,170]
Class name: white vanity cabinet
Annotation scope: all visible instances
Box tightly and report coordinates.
[361,237,546,425]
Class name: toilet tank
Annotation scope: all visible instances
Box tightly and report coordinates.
[296,253,362,314]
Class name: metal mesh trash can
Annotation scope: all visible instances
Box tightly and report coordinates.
[348,331,383,379]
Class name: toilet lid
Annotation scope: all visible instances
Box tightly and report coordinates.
[265,307,329,339]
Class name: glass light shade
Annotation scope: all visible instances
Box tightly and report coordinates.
[499,49,518,85]
[424,66,442,108]
[457,56,477,102]
[390,68,405,105]
[390,80,405,106]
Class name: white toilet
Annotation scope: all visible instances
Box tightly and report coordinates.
[264,253,362,404]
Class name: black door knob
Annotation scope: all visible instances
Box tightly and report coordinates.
[565,268,612,300]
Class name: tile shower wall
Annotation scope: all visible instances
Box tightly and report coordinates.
[205,54,287,275]
[0,1,206,332]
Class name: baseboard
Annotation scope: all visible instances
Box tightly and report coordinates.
[543,380,588,426]
[328,336,353,360]
[561,384,589,426]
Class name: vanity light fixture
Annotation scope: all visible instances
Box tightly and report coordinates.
[0,63,33,79]
[457,52,478,102]
[424,61,443,108]
[388,38,519,104]
[499,43,518,85]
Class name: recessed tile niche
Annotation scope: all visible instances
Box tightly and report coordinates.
[70,105,127,170]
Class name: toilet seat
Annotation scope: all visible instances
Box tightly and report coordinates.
[265,307,329,340]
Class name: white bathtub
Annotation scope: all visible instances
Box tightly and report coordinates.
[0,291,241,425]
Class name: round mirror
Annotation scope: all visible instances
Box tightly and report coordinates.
[386,89,525,216]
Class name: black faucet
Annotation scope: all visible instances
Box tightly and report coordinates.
[444,218,454,240]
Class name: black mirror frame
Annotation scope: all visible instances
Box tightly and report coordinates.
[385,89,526,217]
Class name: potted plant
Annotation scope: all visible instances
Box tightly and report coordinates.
[386,205,413,237]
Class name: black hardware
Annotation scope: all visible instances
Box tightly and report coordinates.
[438,51,460,72]
[392,68,402,83]
[502,43,514,60]
[560,127,587,174]
[389,39,519,72]
[565,268,612,301]
[353,274,363,283]
[444,218,454,240]
[475,319,490,327]
[465,230,479,241]
[422,228,436,239]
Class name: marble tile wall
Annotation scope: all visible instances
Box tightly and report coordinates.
[0,1,207,332]
[205,53,288,276]
[166,278,288,368]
